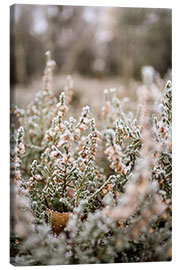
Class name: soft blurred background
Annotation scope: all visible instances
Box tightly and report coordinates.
[10,4,172,111]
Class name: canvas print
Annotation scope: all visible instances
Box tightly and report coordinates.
[10,4,172,266]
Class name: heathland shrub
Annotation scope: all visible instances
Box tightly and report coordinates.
[10,52,172,265]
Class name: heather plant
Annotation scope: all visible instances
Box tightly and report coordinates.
[10,52,172,265]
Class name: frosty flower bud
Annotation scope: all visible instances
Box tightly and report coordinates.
[56,93,68,116]
[16,127,25,156]
[81,105,90,118]
[69,156,74,163]
[101,99,110,119]
[110,88,116,95]
[54,126,59,133]
[105,146,114,155]
[17,142,25,156]
[31,160,37,176]
[35,174,42,181]
[57,139,65,148]
[79,123,87,131]
[102,189,108,195]
[141,65,155,85]
[57,110,62,122]
[49,128,56,137]
[73,128,80,142]
[55,158,61,166]
[47,59,56,69]
[50,151,59,159]
[62,155,68,163]
[15,170,21,180]
[45,50,51,62]
[17,126,24,143]
[75,128,80,136]
[59,92,65,106]
[66,74,72,82]
[69,116,76,124]
[166,80,172,90]
[45,133,51,141]
[10,162,16,170]
[63,74,74,104]
[90,118,96,132]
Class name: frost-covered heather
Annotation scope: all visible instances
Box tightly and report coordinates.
[10,53,172,265]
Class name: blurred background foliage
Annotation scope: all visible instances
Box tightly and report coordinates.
[10,5,171,87]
